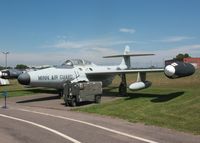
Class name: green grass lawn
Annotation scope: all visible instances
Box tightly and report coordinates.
[74,70,200,135]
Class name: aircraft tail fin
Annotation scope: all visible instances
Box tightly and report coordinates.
[119,45,131,69]
[103,45,154,69]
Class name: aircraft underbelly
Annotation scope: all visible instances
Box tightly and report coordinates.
[30,80,65,89]
[87,75,115,87]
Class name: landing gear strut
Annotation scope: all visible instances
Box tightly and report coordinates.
[58,90,63,98]
[119,74,127,96]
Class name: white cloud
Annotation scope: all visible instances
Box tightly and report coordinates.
[2,32,200,68]
[1,52,63,67]
[52,40,85,49]
[45,38,136,50]
[40,38,141,65]
[119,28,136,34]
[1,38,140,67]
[122,44,200,68]
[8,44,199,67]
[2,48,121,67]
[163,44,200,57]
[132,44,200,67]
[152,36,195,43]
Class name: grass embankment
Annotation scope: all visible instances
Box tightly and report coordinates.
[75,70,200,135]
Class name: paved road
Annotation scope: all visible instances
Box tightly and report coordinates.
[0,94,199,143]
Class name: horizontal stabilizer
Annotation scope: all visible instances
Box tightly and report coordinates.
[103,45,155,69]
[103,53,154,58]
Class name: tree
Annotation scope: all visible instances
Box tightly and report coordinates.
[0,65,12,70]
[15,64,29,69]
[174,53,191,61]
[0,66,4,70]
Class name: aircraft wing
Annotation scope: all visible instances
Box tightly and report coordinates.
[85,68,164,92]
[85,68,164,75]
[84,61,195,94]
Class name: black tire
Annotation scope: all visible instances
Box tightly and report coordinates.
[64,101,69,106]
[58,90,63,98]
[95,95,101,103]
[70,97,77,107]
[119,83,127,96]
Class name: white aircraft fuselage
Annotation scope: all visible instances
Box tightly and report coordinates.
[18,59,118,89]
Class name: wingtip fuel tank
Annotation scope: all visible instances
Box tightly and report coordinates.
[0,69,24,79]
[164,62,195,79]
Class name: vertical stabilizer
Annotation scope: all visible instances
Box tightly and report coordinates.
[124,45,130,54]
[119,45,131,69]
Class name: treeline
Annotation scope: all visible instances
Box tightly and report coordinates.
[173,53,190,61]
[0,64,29,70]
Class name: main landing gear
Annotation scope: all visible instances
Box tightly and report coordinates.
[58,90,63,98]
[119,74,127,96]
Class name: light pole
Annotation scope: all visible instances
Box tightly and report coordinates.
[2,52,9,69]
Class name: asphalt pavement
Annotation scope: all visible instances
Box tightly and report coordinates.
[0,93,199,143]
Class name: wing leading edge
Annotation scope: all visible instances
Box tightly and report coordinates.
[85,68,164,75]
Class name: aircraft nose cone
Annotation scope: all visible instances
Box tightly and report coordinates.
[18,73,30,85]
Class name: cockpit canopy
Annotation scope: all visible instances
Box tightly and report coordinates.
[61,59,92,67]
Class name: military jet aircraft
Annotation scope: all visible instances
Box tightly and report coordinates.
[0,46,195,96]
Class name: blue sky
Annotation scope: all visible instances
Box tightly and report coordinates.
[0,0,200,67]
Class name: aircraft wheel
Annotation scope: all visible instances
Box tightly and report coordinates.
[119,83,127,96]
[64,101,69,106]
[70,97,77,107]
[95,95,101,103]
[58,90,63,98]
